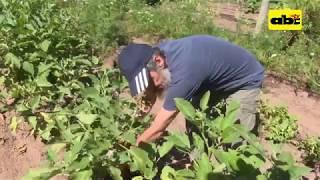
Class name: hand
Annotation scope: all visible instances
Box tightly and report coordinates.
[136,134,146,146]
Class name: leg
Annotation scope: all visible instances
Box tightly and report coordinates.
[225,88,261,134]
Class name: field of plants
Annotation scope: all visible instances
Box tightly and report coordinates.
[0,0,319,179]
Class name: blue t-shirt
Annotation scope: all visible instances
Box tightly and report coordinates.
[157,35,264,111]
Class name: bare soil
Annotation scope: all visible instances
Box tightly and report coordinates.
[0,111,45,180]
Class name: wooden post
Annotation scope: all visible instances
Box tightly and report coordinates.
[254,0,270,35]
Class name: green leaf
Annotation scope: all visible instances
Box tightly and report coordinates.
[277,152,295,166]
[165,133,190,150]
[4,52,21,68]
[92,56,100,65]
[200,91,210,111]
[128,147,156,179]
[81,87,100,99]
[176,169,195,178]
[221,126,242,144]
[35,71,52,87]
[68,157,91,171]
[158,141,174,158]
[132,176,144,180]
[221,101,240,130]
[39,40,51,52]
[38,63,53,75]
[213,163,226,173]
[192,133,205,153]
[49,143,66,154]
[76,59,92,66]
[72,169,92,180]
[174,98,196,120]
[256,174,268,180]
[22,167,58,180]
[160,166,176,180]
[29,95,40,111]
[47,147,58,162]
[121,131,136,145]
[109,166,123,180]
[27,116,37,130]
[226,100,240,114]
[194,153,213,180]
[9,116,20,134]
[0,76,5,85]
[22,61,34,76]
[76,112,97,125]
[288,165,312,179]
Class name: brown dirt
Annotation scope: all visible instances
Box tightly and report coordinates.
[262,74,320,138]
[0,111,45,180]
[211,2,258,33]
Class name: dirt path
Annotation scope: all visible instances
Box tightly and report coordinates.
[0,112,45,180]
[263,74,320,137]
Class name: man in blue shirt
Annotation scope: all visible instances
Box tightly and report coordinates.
[118,35,264,145]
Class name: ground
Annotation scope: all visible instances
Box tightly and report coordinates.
[0,111,45,180]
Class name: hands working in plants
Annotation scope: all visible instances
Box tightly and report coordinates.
[136,108,177,145]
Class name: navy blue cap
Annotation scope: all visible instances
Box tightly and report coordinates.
[118,43,154,96]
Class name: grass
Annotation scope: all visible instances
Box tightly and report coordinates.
[72,0,320,93]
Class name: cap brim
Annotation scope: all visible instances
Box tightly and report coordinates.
[128,67,150,96]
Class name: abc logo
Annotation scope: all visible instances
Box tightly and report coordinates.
[268,10,302,30]
[271,15,301,25]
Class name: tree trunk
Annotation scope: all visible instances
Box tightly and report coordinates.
[254,0,270,35]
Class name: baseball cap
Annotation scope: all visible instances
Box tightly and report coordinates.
[118,43,155,96]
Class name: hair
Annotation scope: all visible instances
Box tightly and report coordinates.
[146,47,165,71]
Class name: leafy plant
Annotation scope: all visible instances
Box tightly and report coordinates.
[300,136,320,166]
[260,102,298,143]
[173,91,310,179]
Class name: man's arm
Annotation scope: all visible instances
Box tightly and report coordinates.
[136,108,177,145]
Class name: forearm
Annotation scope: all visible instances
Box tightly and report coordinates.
[141,118,171,142]
[138,108,177,143]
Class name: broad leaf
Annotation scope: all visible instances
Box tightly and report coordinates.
[35,71,52,87]
[109,166,123,180]
[194,153,213,180]
[22,167,58,180]
[29,95,40,111]
[22,61,34,76]
[128,147,156,179]
[192,133,205,153]
[165,133,190,150]
[68,157,91,171]
[27,116,37,130]
[174,98,196,120]
[221,126,242,144]
[160,166,176,180]
[200,91,210,111]
[76,112,97,125]
[158,141,174,158]
[176,169,195,179]
[49,143,66,155]
[256,174,268,180]
[220,101,240,130]
[4,52,20,68]
[288,165,312,179]
[9,116,20,134]
[72,169,92,180]
[39,40,51,52]
[38,63,53,75]
[47,147,59,162]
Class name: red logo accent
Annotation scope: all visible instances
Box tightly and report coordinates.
[290,14,300,20]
